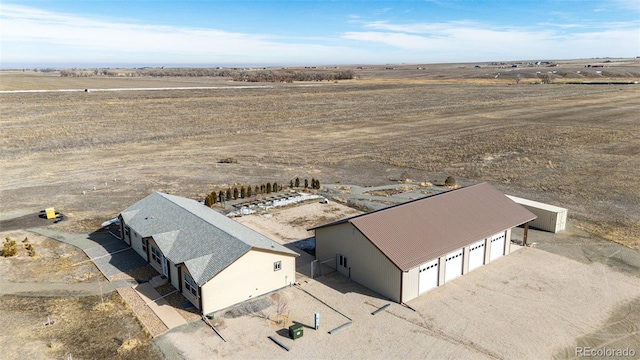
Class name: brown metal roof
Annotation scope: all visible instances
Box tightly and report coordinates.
[321,182,536,271]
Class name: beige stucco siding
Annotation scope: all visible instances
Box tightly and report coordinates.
[200,250,296,315]
[170,262,179,289]
[146,238,163,275]
[316,222,401,302]
[129,228,147,261]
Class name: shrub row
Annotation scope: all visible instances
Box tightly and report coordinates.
[203,178,321,207]
[58,68,354,83]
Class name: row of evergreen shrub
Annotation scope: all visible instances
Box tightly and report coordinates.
[204,178,321,207]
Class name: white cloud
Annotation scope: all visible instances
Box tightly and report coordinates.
[343,19,640,61]
[1,5,259,52]
[535,22,584,29]
[612,0,640,10]
[364,20,477,34]
[0,4,355,65]
[1,3,637,66]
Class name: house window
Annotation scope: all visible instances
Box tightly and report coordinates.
[124,226,130,237]
[142,239,147,252]
[184,274,197,296]
[151,246,161,264]
[274,261,282,271]
[339,254,348,268]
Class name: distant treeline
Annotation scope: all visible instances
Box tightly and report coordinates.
[57,68,355,82]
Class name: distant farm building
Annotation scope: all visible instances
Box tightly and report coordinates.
[311,183,536,304]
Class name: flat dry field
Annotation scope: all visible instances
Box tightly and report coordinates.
[2,59,639,248]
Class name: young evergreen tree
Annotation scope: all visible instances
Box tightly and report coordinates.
[205,194,213,207]
[289,179,294,188]
[211,191,217,204]
[255,185,260,195]
[218,190,224,202]
[295,177,300,187]
[266,182,272,194]
[311,178,316,189]
[247,185,252,198]
[226,188,232,201]
[273,182,279,193]
[304,179,309,188]
[444,176,457,187]
[241,186,246,198]
[315,179,321,189]
[233,187,239,200]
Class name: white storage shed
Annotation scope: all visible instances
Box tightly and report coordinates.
[505,195,567,233]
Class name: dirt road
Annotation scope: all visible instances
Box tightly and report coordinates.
[0,279,136,297]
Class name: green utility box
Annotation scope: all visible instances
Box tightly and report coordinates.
[289,323,304,340]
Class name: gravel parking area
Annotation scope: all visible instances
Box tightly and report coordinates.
[155,246,640,359]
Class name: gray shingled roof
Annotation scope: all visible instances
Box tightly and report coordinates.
[120,192,298,285]
[312,182,536,271]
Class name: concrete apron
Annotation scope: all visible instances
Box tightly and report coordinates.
[134,282,187,331]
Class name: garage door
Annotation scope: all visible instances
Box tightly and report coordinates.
[418,259,439,294]
[468,240,485,271]
[444,249,463,283]
[490,231,506,261]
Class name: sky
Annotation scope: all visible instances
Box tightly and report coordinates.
[1,0,639,68]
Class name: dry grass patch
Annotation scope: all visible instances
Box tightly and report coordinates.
[0,293,161,359]
[0,230,102,283]
[363,185,419,197]
[117,338,142,355]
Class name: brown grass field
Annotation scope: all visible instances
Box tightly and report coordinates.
[2,59,639,248]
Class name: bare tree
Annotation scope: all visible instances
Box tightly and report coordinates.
[538,73,552,84]
[270,293,289,326]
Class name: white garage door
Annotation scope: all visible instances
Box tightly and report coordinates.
[418,259,439,294]
[490,231,506,261]
[468,240,485,271]
[444,249,463,283]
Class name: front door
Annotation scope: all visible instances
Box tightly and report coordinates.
[161,255,168,276]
